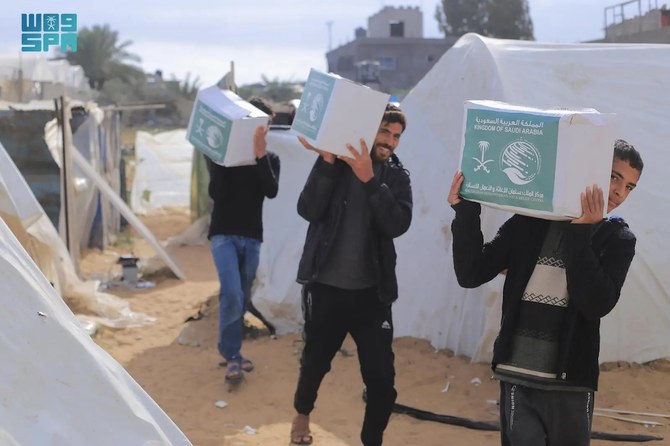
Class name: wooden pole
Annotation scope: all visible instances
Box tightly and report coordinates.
[59,96,79,271]
[230,61,236,93]
[596,407,670,419]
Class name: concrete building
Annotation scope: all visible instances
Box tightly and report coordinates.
[592,0,670,43]
[326,6,455,98]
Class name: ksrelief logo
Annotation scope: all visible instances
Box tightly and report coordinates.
[194,115,223,149]
[308,93,324,122]
[500,139,541,185]
[205,126,224,148]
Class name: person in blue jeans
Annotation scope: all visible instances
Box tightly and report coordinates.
[207,96,280,382]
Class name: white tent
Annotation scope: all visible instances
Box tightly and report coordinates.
[130,130,193,215]
[0,141,152,328]
[0,54,88,89]
[252,34,670,365]
[253,130,313,329]
[394,34,670,364]
[0,215,190,445]
[0,54,91,102]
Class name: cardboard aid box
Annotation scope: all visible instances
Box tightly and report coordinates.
[458,100,616,220]
[186,86,268,166]
[291,68,390,157]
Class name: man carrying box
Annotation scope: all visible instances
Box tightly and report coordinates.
[448,139,644,446]
[207,97,280,384]
[289,104,412,446]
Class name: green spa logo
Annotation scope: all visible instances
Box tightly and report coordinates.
[21,13,77,52]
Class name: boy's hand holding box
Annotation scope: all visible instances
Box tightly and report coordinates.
[187,86,268,167]
[458,100,616,220]
[291,69,390,157]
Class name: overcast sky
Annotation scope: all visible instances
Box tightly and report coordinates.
[2,0,651,87]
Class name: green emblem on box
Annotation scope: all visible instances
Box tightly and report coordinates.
[292,69,336,140]
[187,101,233,163]
[460,109,560,212]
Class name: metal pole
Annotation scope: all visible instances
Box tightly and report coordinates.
[60,96,79,270]
[57,97,71,252]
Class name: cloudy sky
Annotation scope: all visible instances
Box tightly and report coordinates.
[3,0,643,87]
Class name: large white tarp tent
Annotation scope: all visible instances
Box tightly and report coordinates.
[0,140,152,328]
[130,129,193,215]
[393,33,670,364]
[251,34,670,365]
[0,214,190,445]
[0,54,91,102]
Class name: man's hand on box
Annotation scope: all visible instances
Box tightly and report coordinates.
[571,184,605,224]
[448,171,464,205]
[253,125,268,158]
[339,139,374,183]
[297,136,335,164]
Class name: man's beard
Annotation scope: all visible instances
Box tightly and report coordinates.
[372,143,393,162]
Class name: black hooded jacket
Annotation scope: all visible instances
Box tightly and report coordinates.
[451,200,636,390]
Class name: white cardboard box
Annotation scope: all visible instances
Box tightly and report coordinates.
[291,68,390,156]
[458,100,616,220]
[186,86,268,166]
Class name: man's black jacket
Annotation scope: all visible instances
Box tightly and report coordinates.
[451,200,636,390]
[296,154,412,304]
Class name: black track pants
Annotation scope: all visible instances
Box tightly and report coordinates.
[499,381,594,446]
[293,283,397,446]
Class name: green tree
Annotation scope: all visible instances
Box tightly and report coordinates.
[487,0,534,39]
[435,0,534,40]
[237,75,302,103]
[435,0,487,36]
[166,72,201,100]
[65,24,144,90]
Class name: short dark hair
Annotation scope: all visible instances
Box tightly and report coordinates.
[248,96,274,116]
[613,139,644,173]
[382,103,406,133]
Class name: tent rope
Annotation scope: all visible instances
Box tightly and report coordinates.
[362,389,664,442]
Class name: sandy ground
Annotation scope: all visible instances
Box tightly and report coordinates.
[78,213,670,446]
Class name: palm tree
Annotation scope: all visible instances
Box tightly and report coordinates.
[167,72,201,100]
[65,24,144,90]
[259,75,302,103]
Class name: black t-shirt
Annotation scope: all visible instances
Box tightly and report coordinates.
[207,152,280,242]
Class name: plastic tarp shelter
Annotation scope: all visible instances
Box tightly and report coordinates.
[248,34,670,365]
[130,129,193,215]
[0,214,190,445]
[0,100,123,256]
[44,104,123,253]
[0,54,90,102]
[0,54,87,89]
[0,140,152,328]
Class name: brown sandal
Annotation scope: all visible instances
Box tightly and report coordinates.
[224,360,243,382]
[219,358,254,372]
[290,413,313,445]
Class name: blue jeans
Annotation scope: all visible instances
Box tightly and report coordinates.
[210,235,261,362]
